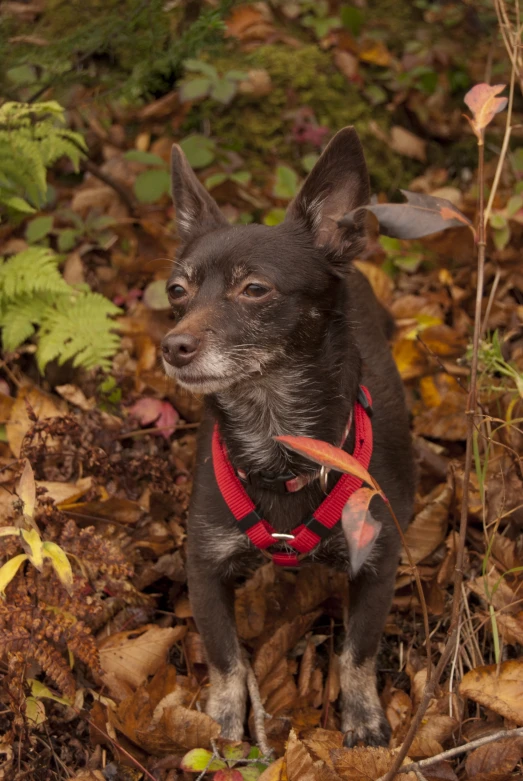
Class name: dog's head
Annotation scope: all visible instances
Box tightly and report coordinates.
[161,127,369,394]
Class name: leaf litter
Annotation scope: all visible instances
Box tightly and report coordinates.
[1,2,523,781]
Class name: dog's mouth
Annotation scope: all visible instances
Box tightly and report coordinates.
[163,359,238,394]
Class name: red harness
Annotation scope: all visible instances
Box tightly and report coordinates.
[212,386,373,567]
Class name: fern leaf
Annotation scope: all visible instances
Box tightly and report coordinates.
[0,248,70,301]
[38,292,122,372]
[0,294,53,352]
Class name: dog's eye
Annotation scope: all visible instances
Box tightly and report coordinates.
[168,284,187,302]
[242,283,271,299]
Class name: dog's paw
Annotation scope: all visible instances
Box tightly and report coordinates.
[341,701,391,747]
[206,664,247,741]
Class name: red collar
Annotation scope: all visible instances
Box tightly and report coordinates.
[212,385,373,567]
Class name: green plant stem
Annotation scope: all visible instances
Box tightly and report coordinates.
[381,129,488,781]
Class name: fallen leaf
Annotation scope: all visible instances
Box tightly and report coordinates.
[302,728,344,766]
[459,661,523,724]
[128,397,179,439]
[284,729,316,781]
[98,625,186,688]
[358,39,392,66]
[275,436,374,486]
[253,611,322,685]
[393,339,427,380]
[402,484,451,564]
[413,375,467,441]
[258,758,285,781]
[464,83,507,140]
[6,386,66,458]
[331,746,416,780]
[137,704,220,752]
[354,261,394,304]
[334,50,359,82]
[389,127,427,162]
[55,384,95,411]
[465,735,523,781]
[18,459,36,519]
[63,496,143,524]
[341,488,383,575]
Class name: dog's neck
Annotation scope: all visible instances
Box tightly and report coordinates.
[211,328,361,476]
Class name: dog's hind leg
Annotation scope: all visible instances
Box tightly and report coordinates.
[187,557,247,740]
[340,553,398,747]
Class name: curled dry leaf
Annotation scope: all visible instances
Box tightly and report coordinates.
[136,704,220,753]
[284,729,317,781]
[339,190,473,240]
[459,661,523,724]
[401,483,451,565]
[464,83,507,140]
[275,435,374,486]
[18,459,36,520]
[98,624,186,688]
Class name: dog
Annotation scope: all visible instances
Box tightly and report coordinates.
[161,127,415,747]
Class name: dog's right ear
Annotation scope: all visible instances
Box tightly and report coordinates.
[171,144,228,243]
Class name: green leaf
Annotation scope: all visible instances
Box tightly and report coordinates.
[29,679,71,705]
[143,280,170,310]
[134,169,171,203]
[230,171,251,185]
[301,153,319,173]
[226,69,249,81]
[490,213,507,230]
[506,194,523,217]
[25,697,46,726]
[238,767,264,781]
[210,78,237,104]
[180,748,226,772]
[492,222,510,250]
[180,135,216,169]
[364,85,388,105]
[263,207,286,226]
[341,5,363,36]
[379,236,402,253]
[183,59,218,79]
[124,149,166,166]
[179,78,211,102]
[273,165,299,200]
[26,215,54,244]
[57,228,79,252]
[3,195,36,214]
[205,173,228,190]
[513,148,523,173]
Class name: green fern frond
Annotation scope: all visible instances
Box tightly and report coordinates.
[0,294,52,351]
[0,248,70,301]
[38,292,122,372]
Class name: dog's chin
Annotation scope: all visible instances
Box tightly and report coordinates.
[163,360,239,395]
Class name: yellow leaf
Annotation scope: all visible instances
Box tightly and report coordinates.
[0,527,19,538]
[21,527,44,569]
[29,679,71,706]
[25,696,47,726]
[18,459,36,519]
[42,541,74,593]
[258,757,285,781]
[460,660,523,724]
[0,553,28,596]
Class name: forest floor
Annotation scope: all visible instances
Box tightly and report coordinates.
[0,2,523,780]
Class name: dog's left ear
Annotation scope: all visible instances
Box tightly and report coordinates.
[285,127,369,258]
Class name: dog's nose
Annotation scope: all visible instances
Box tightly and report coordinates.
[161,333,200,367]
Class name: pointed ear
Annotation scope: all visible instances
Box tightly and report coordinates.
[285,127,370,258]
[171,144,228,243]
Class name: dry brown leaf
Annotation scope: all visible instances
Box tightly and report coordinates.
[459,661,523,724]
[258,757,285,781]
[285,729,317,781]
[386,689,412,744]
[495,612,523,646]
[238,68,272,96]
[408,735,443,759]
[37,477,93,507]
[413,375,467,441]
[354,261,394,305]
[55,384,95,411]
[402,484,451,564]
[226,4,274,41]
[302,728,344,767]
[253,611,322,685]
[389,127,427,162]
[0,391,15,422]
[465,735,523,781]
[65,496,143,524]
[235,565,274,640]
[334,50,359,82]
[136,704,220,753]
[98,625,186,688]
[6,385,66,457]
[331,746,416,780]
[294,565,347,614]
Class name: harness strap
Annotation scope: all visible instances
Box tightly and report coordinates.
[212,386,373,567]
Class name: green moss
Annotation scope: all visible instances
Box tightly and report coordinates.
[184,44,419,192]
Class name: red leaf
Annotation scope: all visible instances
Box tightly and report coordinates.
[213,770,244,781]
[339,190,474,240]
[464,83,507,139]
[128,398,179,439]
[341,487,382,575]
[275,435,374,485]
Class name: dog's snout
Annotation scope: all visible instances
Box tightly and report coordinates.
[161,332,200,367]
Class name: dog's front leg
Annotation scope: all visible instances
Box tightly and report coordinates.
[187,555,247,740]
[340,556,398,747]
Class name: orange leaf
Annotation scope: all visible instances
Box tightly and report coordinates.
[340,487,383,575]
[459,660,523,724]
[464,83,507,139]
[275,435,374,485]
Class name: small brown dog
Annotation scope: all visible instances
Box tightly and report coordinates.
[162,127,415,747]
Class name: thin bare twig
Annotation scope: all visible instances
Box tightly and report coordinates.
[245,660,272,758]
